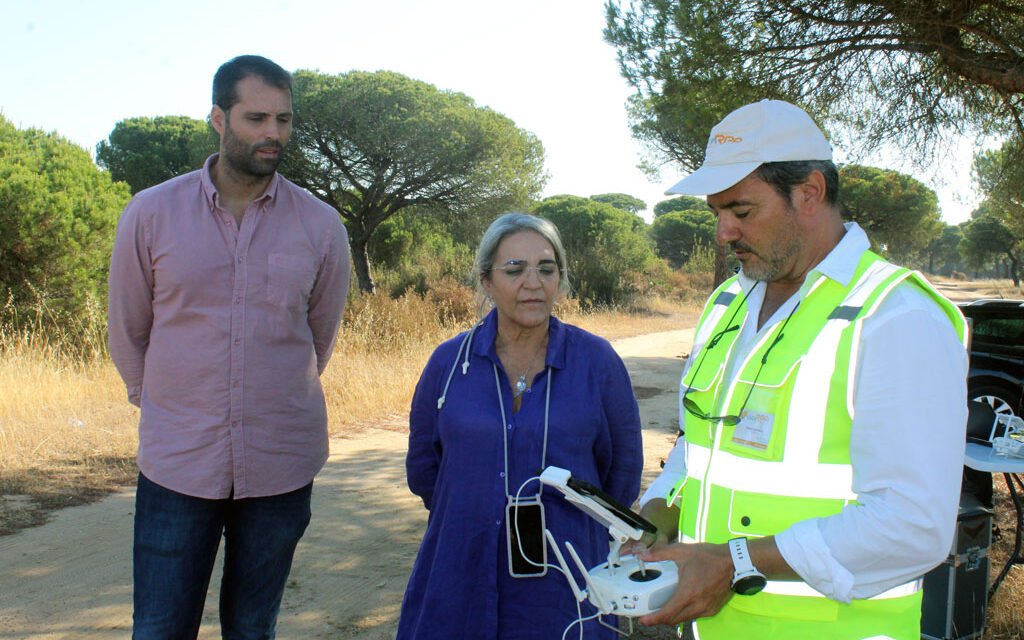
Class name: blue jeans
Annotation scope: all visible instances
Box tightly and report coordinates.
[132,473,313,640]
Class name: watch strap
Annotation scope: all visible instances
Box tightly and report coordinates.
[729,537,756,574]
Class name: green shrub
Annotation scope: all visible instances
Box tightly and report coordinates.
[0,118,130,318]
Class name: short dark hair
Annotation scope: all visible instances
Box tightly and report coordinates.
[754,160,839,206]
[212,55,292,111]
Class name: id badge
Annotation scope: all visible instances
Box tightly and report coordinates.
[731,411,774,451]
[506,497,548,578]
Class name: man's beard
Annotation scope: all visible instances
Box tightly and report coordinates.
[221,123,283,178]
[733,213,802,282]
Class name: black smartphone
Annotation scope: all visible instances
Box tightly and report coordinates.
[565,477,658,536]
[506,499,547,577]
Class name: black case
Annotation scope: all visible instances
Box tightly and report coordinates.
[920,493,993,640]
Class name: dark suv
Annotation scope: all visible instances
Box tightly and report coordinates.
[959,299,1024,418]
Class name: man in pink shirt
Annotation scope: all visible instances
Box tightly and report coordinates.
[108,54,350,638]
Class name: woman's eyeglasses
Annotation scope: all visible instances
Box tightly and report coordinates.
[491,260,562,281]
[682,297,800,426]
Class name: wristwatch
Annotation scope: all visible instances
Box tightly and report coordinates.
[728,537,767,595]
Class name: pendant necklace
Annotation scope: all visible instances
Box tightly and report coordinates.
[510,336,548,399]
[514,374,529,397]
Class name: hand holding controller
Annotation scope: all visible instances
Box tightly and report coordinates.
[585,553,679,617]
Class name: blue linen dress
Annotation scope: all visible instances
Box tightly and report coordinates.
[398,309,644,639]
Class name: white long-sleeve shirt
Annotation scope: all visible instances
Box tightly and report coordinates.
[642,222,968,603]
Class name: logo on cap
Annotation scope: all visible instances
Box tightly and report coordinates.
[714,134,743,144]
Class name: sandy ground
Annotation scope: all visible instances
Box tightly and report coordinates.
[0,328,694,640]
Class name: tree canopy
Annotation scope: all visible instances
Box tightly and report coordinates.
[838,164,942,263]
[533,195,659,307]
[649,208,716,268]
[1,117,130,314]
[653,195,709,217]
[605,0,1024,169]
[924,224,965,275]
[961,207,1021,284]
[589,193,646,215]
[367,205,476,297]
[281,69,547,293]
[96,115,217,194]
[971,137,1024,282]
[974,137,1024,237]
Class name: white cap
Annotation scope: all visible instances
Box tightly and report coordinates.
[665,100,832,196]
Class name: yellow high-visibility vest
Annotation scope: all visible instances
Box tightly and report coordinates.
[670,251,967,640]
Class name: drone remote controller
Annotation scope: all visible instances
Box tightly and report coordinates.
[539,466,678,618]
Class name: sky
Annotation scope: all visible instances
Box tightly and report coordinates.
[1,0,981,224]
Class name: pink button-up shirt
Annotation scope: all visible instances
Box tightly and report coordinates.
[108,155,350,499]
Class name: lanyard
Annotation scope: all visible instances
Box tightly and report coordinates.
[493,362,551,500]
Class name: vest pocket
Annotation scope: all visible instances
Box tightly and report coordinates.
[720,383,788,461]
[723,490,847,622]
[726,490,847,539]
[684,360,724,392]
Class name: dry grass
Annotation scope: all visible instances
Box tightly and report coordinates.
[325,289,701,434]
[930,276,1024,303]
[0,296,139,534]
[323,290,474,434]
[558,294,702,341]
[0,286,702,534]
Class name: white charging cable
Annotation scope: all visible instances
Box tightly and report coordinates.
[512,476,587,640]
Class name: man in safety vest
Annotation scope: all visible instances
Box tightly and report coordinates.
[634,100,969,639]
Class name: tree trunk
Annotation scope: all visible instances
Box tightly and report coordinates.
[713,243,730,287]
[350,234,375,294]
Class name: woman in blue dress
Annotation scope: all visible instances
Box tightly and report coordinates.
[398,212,644,639]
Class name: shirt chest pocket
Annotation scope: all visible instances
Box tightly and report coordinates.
[266,253,317,308]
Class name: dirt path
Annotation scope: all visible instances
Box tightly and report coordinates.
[0,328,693,639]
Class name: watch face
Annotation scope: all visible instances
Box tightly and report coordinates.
[733,574,767,596]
